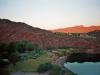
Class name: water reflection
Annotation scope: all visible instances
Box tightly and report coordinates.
[66,53,100,63]
[64,53,100,75]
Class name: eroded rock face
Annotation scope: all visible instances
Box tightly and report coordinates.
[55,56,67,67]
[51,51,67,67]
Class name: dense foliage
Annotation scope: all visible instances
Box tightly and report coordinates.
[37,62,52,73]
[0,40,43,68]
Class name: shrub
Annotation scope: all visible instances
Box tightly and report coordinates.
[49,65,62,75]
[37,62,52,73]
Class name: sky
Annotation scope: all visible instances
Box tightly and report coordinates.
[0,0,100,29]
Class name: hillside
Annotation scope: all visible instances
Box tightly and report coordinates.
[0,19,68,49]
[0,19,52,46]
[0,19,100,53]
[51,25,100,33]
[87,30,100,38]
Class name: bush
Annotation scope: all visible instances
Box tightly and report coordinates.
[37,62,52,73]
[49,65,62,75]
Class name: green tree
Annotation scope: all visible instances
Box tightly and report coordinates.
[7,42,19,65]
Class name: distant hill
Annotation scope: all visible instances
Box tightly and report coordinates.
[51,25,100,33]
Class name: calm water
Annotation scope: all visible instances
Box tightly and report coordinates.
[64,62,100,75]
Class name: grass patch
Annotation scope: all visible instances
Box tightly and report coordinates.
[9,51,52,72]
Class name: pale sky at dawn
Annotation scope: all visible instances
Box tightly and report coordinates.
[0,0,100,29]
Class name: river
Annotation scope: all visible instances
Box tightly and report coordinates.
[64,62,100,75]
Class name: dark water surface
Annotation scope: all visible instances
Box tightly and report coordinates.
[64,62,100,75]
[64,53,100,75]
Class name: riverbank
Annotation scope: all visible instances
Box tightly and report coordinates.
[10,67,76,75]
[53,56,77,75]
[9,51,77,75]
